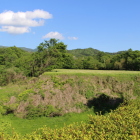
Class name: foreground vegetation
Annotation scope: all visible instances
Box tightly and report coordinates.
[0,99,139,139]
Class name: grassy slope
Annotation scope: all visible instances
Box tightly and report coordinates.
[0,69,140,135]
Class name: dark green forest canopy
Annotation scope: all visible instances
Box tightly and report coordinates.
[67,48,101,57]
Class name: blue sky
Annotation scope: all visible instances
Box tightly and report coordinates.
[0,0,140,52]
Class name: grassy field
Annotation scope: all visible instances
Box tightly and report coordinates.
[44,69,140,82]
[1,110,94,135]
[51,69,140,74]
[43,69,140,78]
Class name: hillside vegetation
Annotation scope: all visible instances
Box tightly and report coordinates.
[0,69,139,118]
[0,38,140,87]
[0,39,140,139]
[0,69,140,139]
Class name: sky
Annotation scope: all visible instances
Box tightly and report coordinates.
[0,0,140,52]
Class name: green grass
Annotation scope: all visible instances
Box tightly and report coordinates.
[0,110,95,135]
[43,69,140,82]
[0,84,27,101]
[50,69,140,75]
[43,69,140,79]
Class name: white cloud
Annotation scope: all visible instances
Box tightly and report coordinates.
[43,32,64,40]
[26,9,52,19]
[0,26,30,34]
[0,9,52,26]
[68,37,78,40]
[0,9,52,34]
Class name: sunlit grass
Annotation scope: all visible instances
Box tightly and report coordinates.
[1,110,94,135]
[43,69,140,81]
[0,84,27,100]
[45,69,140,75]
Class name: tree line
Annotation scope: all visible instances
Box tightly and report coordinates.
[0,39,140,85]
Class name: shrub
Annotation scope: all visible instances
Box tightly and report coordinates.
[18,89,35,101]
[25,105,59,119]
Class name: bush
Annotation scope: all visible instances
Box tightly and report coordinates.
[0,66,25,86]
[25,105,59,119]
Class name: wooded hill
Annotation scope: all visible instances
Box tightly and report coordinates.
[0,38,140,86]
[0,45,126,56]
[0,46,37,52]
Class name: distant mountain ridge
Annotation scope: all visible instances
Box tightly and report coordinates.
[0,45,7,48]
[67,48,101,57]
[18,47,37,52]
[0,45,125,56]
[0,46,36,52]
